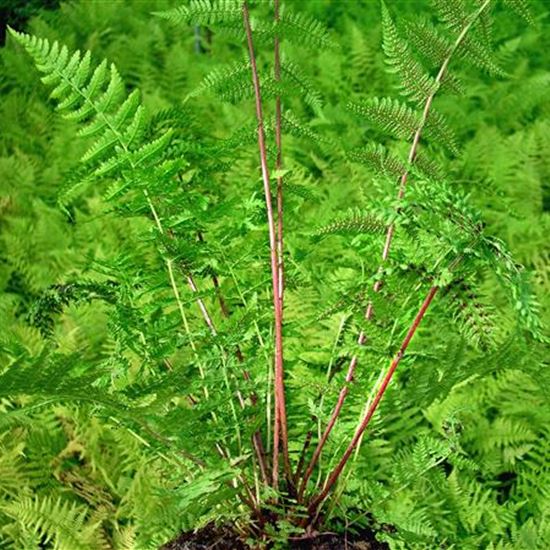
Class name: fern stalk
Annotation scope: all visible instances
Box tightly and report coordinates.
[273,0,286,489]
[306,285,439,518]
[299,0,493,497]
[274,0,285,309]
[242,1,290,485]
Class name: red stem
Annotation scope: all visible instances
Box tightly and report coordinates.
[307,285,439,515]
[242,1,290,483]
[274,0,284,308]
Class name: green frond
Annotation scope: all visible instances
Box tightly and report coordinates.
[0,442,26,498]
[112,525,137,550]
[348,23,377,91]
[3,496,95,550]
[281,110,327,144]
[414,152,445,180]
[153,0,242,27]
[503,0,534,24]
[347,143,405,179]
[458,35,506,77]
[432,0,469,32]
[315,209,386,238]
[348,97,419,140]
[27,281,118,337]
[425,109,459,155]
[350,97,457,153]
[189,60,251,102]
[444,281,496,349]
[431,0,505,76]
[405,20,464,94]
[281,61,323,110]
[405,19,452,66]
[381,2,437,103]
[276,9,335,50]
[480,237,544,341]
[9,29,171,181]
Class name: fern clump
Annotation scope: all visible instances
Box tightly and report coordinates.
[0,0,547,548]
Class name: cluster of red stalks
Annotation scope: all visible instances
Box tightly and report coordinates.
[177,0,492,535]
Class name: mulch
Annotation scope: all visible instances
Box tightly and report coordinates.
[161,523,390,549]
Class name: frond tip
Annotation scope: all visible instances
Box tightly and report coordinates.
[381,1,437,103]
[8,28,171,180]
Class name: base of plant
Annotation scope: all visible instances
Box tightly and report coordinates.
[161,522,389,549]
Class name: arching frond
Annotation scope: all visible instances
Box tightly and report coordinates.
[276,9,334,50]
[281,61,323,110]
[8,29,171,183]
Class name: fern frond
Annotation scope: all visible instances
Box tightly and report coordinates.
[276,9,334,50]
[431,0,504,76]
[406,19,452,66]
[348,23,377,92]
[432,0,470,32]
[347,143,405,179]
[503,0,534,24]
[27,281,118,337]
[381,2,437,103]
[444,280,496,349]
[189,60,251,102]
[480,237,544,341]
[348,97,419,140]
[414,152,445,180]
[350,97,457,153]
[8,29,170,181]
[3,496,94,550]
[458,35,505,77]
[281,110,327,144]
[405,20,464,94]
[281,61,323,110]
[425,110,459,155]
[153,0,242,26]
[315,209,386,238]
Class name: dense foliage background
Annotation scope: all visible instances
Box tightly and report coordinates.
[0,0,548,548]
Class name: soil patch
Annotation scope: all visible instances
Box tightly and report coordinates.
[161,523,389,549]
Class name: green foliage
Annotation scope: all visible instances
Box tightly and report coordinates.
[0,0,548,548]
[381,1,437,103]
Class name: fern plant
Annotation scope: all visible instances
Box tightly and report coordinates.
[1,0,547,547]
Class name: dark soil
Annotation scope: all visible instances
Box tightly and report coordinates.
[161,523,389,549]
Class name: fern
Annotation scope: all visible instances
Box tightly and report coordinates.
[154,0,242,27]
[381,1,437,103]
[1,0,547,548]
[275,9,335,50]
[8,29,171,182]
[348,97,419,140]
[347,143,405,179]
[348,96,458,153]
[3,496,95,550]
[280,61,323,110]
[315,210,386,238]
